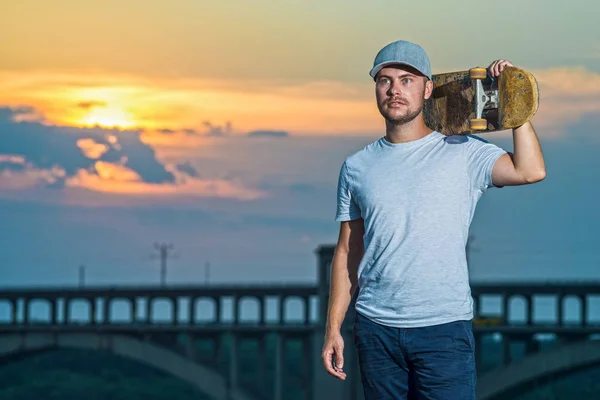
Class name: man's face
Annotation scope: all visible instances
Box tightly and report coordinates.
[375,65,433,125]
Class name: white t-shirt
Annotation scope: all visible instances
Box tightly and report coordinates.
[336,131,506,328]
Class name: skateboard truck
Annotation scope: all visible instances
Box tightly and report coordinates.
[470,68,498,131]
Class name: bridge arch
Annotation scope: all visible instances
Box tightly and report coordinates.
[0,333,257,400]
[477,339,600,399]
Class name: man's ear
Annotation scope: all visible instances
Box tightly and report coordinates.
[424,78,433,100]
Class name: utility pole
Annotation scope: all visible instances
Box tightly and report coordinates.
[153,243,174,286]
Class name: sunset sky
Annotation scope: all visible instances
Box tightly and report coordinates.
[1,0,599,321]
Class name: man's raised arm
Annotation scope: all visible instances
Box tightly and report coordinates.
[487,59,546,187]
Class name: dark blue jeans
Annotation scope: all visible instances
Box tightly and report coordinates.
[353,311,476,400]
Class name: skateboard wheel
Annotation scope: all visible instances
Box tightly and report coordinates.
[470,118,488,130]
[469,68,487,80]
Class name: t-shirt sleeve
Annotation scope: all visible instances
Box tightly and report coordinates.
[335,160,361,221]
[465,135,507,191]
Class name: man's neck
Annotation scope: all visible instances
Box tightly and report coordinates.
[385,117,433,144]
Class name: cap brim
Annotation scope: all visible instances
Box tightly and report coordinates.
[369,61,428,79]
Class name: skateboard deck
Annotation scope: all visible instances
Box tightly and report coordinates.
[422,66,539,135]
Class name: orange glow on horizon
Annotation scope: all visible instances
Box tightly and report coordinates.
[0,69,380,135]
[0,66,598,140]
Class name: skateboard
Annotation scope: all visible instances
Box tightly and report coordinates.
[422,66,539,135]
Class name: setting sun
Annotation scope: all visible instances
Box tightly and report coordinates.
[78,104,137,129]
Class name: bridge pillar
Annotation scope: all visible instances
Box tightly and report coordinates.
[526,295,533,325]
[227,334,239,400]
[23,298,30,324]
[557,294,564,325]
[274,333,284,400]
[104,297,110,323]
[62,298,69,324]
[90,298,97,324]
[50,299,57,324]
[579,294,588,326]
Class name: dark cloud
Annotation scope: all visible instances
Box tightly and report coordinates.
[175,161,199,177]
[154,123,230,137]
[203,121,232,137]
[0,161,25,173]
[156,128,199,136]
[0,107,174,186]
[247,130,289,138]
[76,101,107,110]
[1,106,45,123]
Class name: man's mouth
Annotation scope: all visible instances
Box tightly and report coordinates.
[388,99,406,107]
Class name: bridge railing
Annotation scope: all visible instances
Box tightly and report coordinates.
[0,284,319,327]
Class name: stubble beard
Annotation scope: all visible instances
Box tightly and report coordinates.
[382,105,423,127]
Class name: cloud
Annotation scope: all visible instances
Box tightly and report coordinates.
[77,100,108,110]
[0,163,66,191]
[157,128,199,136]
[0,154,26,170]
[64,165,263,200]
[5,106,47,124]
[0,107,266,204]
[0,107,173,185]
[247,130,289,138]
[92,161,141,181]
[202,121,232,137]
[76,138,109,159]
[175,161,199,177]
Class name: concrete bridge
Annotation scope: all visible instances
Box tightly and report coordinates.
[477,339,600,399]
[0,283,326,400]
[1,244,600,399]
[0,331,256,400]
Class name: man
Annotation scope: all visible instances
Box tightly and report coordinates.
[321,40,546,399]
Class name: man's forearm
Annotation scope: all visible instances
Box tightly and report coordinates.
[512,121,546,182]
[325,249,360,334]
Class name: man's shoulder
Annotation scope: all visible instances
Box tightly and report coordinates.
[343,138,384,168]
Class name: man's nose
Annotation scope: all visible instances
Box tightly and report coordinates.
[387,81,402,96]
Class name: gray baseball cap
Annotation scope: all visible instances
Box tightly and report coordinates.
[369,40,432,80]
